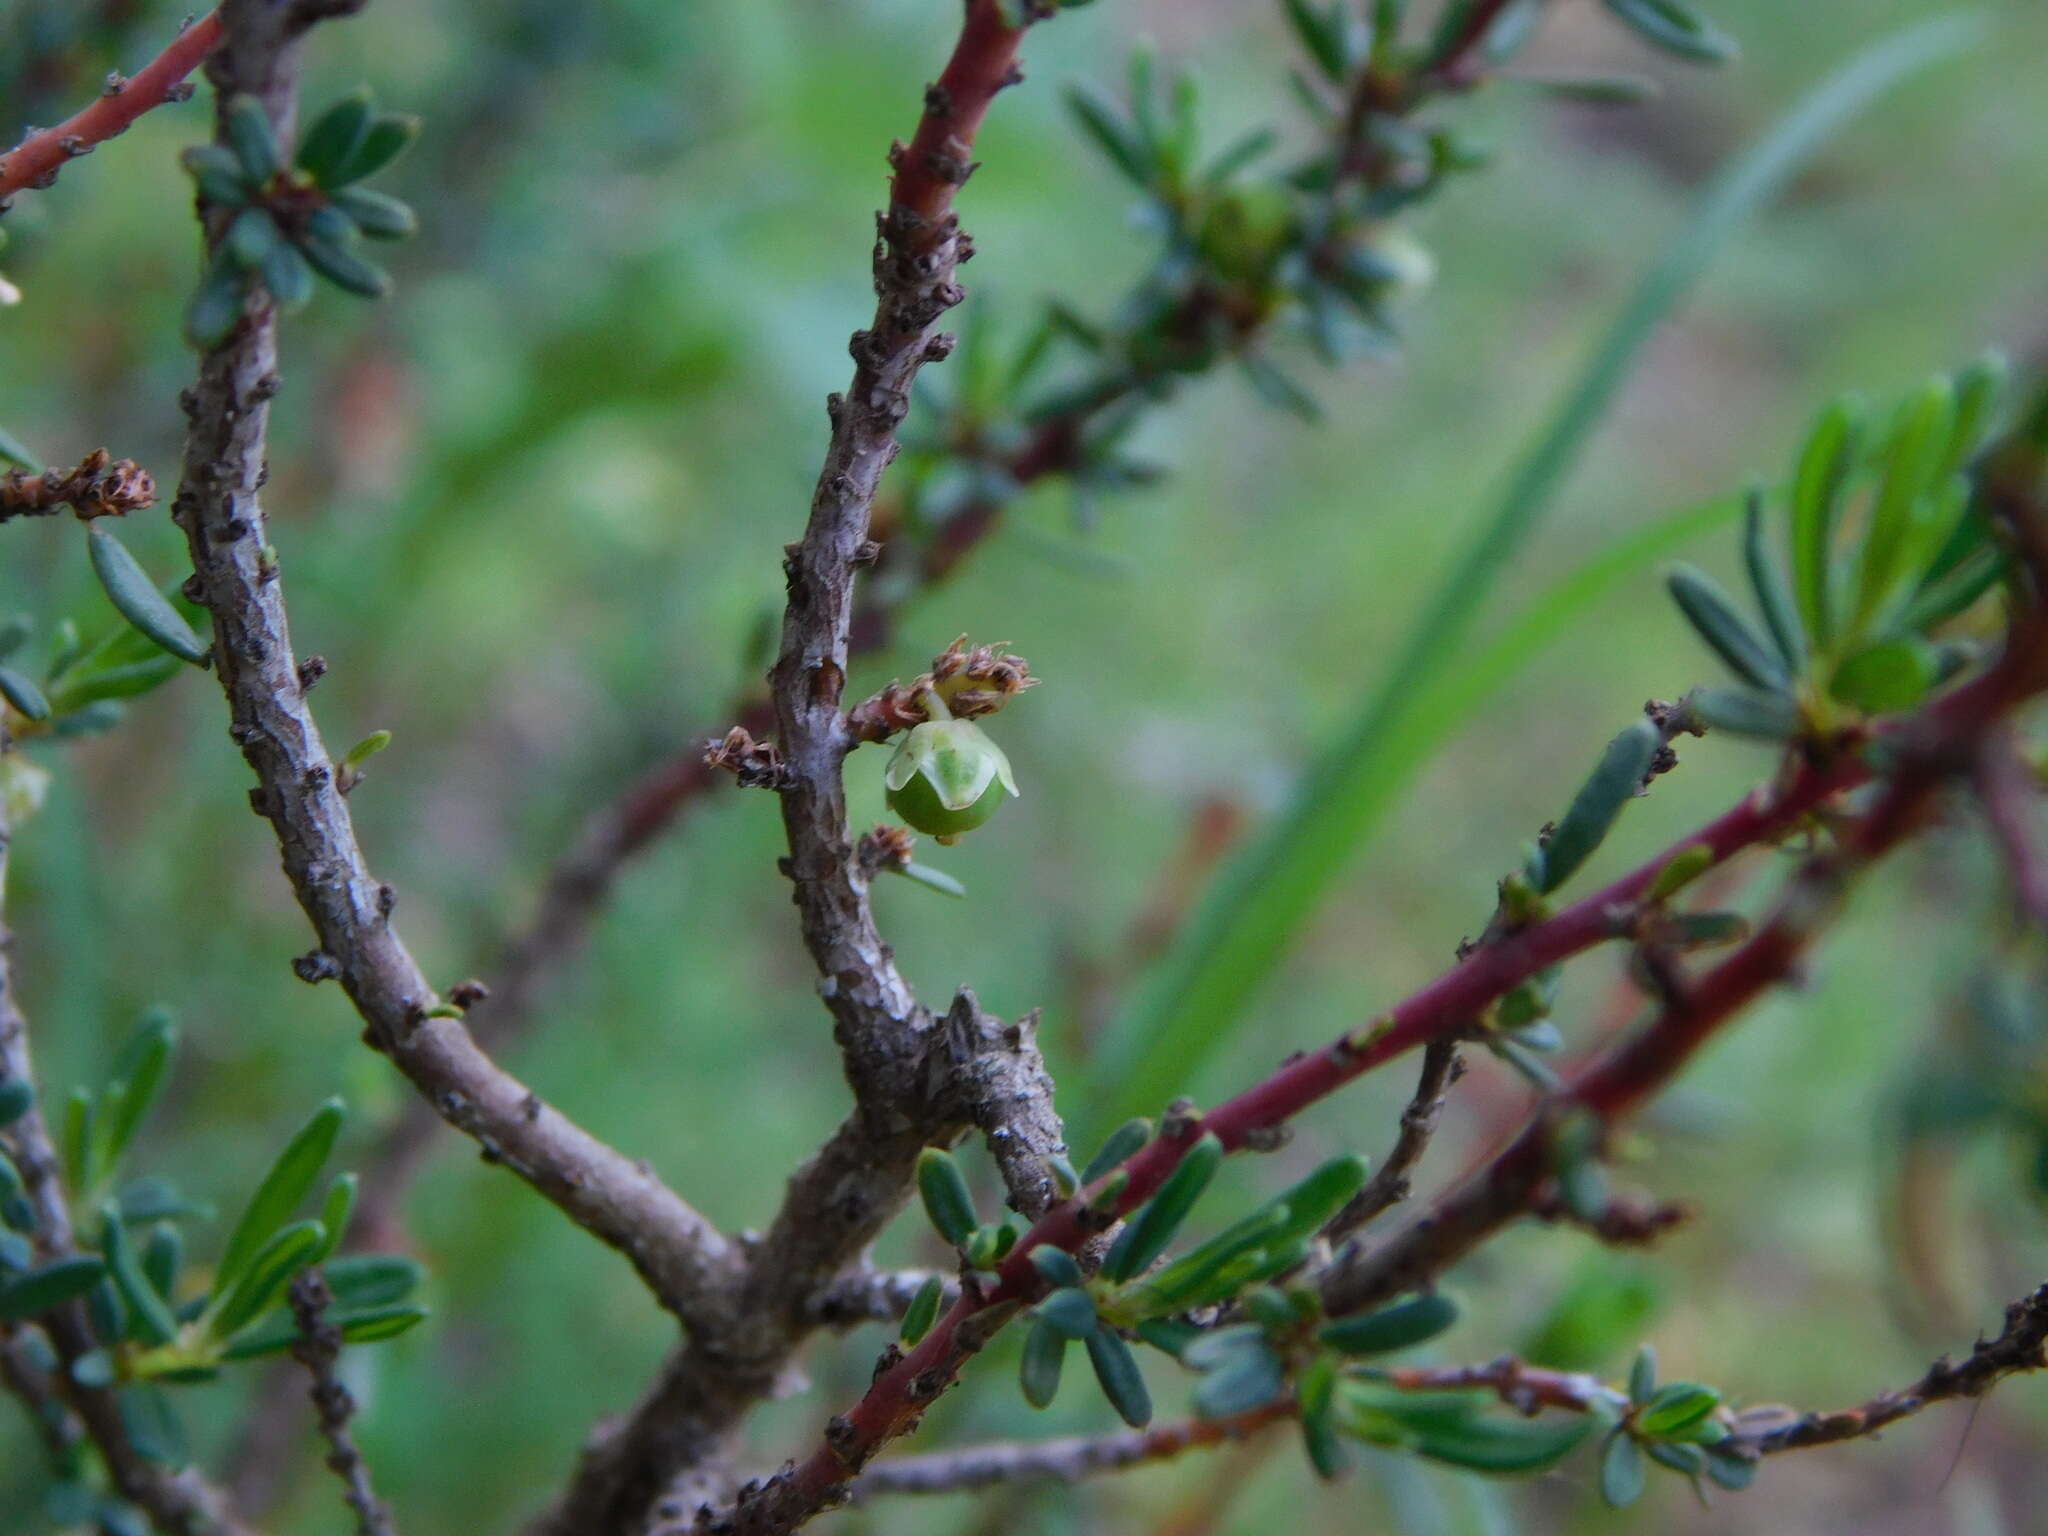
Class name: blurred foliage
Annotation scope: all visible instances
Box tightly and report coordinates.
[3,0,2048,1532]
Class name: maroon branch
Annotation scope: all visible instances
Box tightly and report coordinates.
[0,11,221,205]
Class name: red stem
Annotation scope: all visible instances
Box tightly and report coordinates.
[0,12,223,204]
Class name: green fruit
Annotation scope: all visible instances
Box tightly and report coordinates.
[884,716,1018,843]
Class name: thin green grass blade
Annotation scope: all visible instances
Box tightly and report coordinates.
[1085,0,1982,1131]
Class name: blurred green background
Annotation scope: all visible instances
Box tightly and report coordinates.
[3,0,2046,1531]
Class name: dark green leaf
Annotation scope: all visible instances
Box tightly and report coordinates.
[1081,1118,1152,1185]
[259,237,315,311]
[1086,1329,1152,1427]
[0,1078,32,1127]
[0,666,51,722]
[102,1015,175,1175]
[1102,1133,1224,1282]
[1601,1430,1648,1506]
[0,1256,106,1322]
[1688,685,1803,741]
[1536,718,1660,894]
[298,230,392,299]
[46,655,185,714]
[1668,564,1788,690]
[899,1275,944,1345]
[1855,379,1956,628]
[1742,488,1806,674]
[330,113,420,187]
[1645,1439,1707,1475]
[1413,1413,1593,1472]
[1134,1317,1200,1358]
[1281,0,1349,81]
[224,96,281,183]
[1036,1286,1099,1341]
[332,187,418,241]
[221,1301,427,1358]
[178,145,251,207]
[296,89,374,188]
[323,1254,424,1310]
[314,1174,357,1262]
[915,1147,978,1247]
[86,527,208,666]
[225,207,280,268]
[140,1224,182,1304]
[1020,1317,1066,1408]
[209,1219,326,1339]
[1629,1345,1658,1403]
[1030,1246,1084,1290]
[214,1098,344,1302]
[100,1207,177,1345]
[1787,395,1863,648]
[1601,0,1738,64]
[1319,1292,1458,1356]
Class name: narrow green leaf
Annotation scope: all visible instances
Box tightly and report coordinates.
[1020,1317,1067,1408]
[221,1301,427,1358]
[1101,1133,1223,1282]
[1629,1344,1658,1403]
[1601,1430,1648,1506]
[899,1276,944,1345]
[1036,1286,1099,1341]
[99,1207,177,1346]
[332,1302,427,1344]
[1667,564,1788,690]
[259,237,315,311]
[1086,1329,1152,1427]
[332,187,417,241]
[1265,1154,1371,1241]
[1030,1246,1085,1290]
[101,1015,175,1175]
[1688,685,1803,741]
[1319,1291,1458,1356]
[0,666,50,722]
[214,1098,344,1302]
[209,1219,326,1339]
[1536,719,1660,894]
[1281,0,1348,81]
[0,1256,106,1322]
[299,230,392,299]
[322,1253,424,1310]
[1063,83,1150,185]
[1741,488,1806,673]
[1938,350,2007,483]
[225,208,280,268]
[1081,1119,1152,1185]
[1600,0,1738,63]
[224,96,281,183]
[1855,378,1956,628]
[915,1147,978,1247]
[61,1089,92,1192]
[1414,1413,1593,1472]
[0,1078,32,1128]
[1087,11,1983,1127]
[86,527,208,666]
[1645,1439,1707,1475]
[313,1173,357,1262]
[140,1224,182,1304]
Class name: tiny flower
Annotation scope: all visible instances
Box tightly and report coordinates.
[883,695,1019,844]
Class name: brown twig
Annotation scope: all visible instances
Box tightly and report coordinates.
[846,1400,1294,1500]
[168,0,737,1330]
[287,1270,398,1536]
[0,449,157,523]
[1732,1279,2048,1455]
[1328,1037,1465,1240]
[0,11,221,205]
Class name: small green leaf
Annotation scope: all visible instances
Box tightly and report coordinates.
[214,1098,345,1302]
[225,207,281,268]
[179,145,252,207]
[332,188,417,241]
[1601,1429,1648,1506]
[1536,719,1660,894]
[298,229,392,299]
[1101,1132,1223,1282]
[1855,379,1957,628]
[899,1275,944,1345]
[1086,1328,1152,1427]
[1629,1344,1658,1403]
[329,113,420,188]
[1044,1154,1080,1200]
[1265,1154,1371,1241]
[1192,1342,1287,1419]
[1741,488,1806,675]
[1667,564,1788,691]
[140,1224,182,1303]
[1413,1413,1593,1473]
[1319,1292,1458,1357]
[1788,395,1863,649]
[1030,1246,1084,1290]
[86,527,209,666]
[0,1078,32,1127]
[221,1301,427,1358]
[1036,1286,1099,1340]
[1645,1439,1707,1475]
[259,237,315,311]
[1636,1381,1721,1437]
[915,1147,978,1248]
[223,96,281,184]
[344,730,392,768]
[322,1253,424,1310]
[1064,83,1151,185]
[209,1219,326,1339]
[99,1207,178,1346]
[1829,637,1938,715]
[1939,350,2007,482]
[1687,685,1803,741]
[890,861,967,899]
[1705,1446,1758,1490]
[1020,1317,1066,1408]
[0,666,50,722]
[1600,0,1738,64]
[296,89,374,188]
[101,1015,176,1176]
[1080,1119,1151,1185]
[0,1255,107,1322]
[313,1173,357,1262]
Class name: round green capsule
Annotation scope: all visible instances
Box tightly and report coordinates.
[883,709,1018,844]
